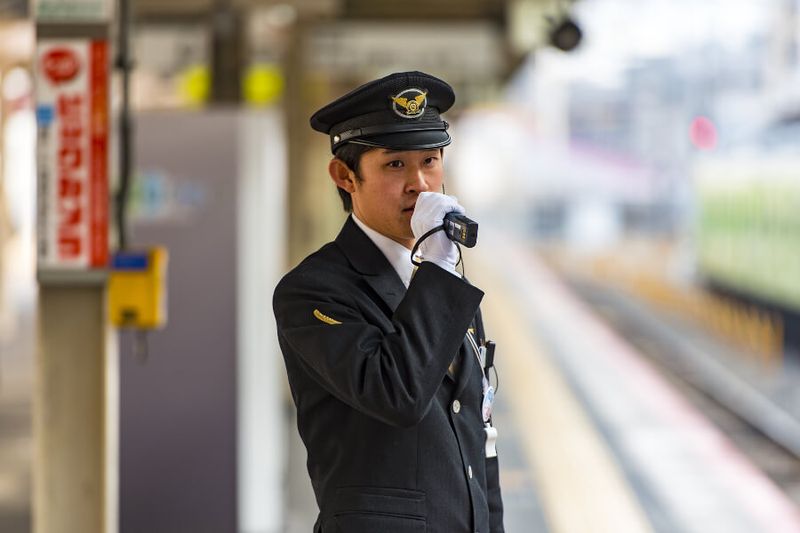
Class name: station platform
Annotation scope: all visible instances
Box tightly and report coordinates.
[3,233,800,532]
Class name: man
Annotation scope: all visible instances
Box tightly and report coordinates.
[273,71,503,533]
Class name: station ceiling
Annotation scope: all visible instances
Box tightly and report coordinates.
[130,0,558,86]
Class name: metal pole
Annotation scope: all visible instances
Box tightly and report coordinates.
[115,0,132,250]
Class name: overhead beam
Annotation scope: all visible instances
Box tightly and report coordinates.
[342,0,505,21]
[134,0,341,19]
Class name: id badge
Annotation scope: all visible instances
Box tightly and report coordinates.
[481,376,494,422]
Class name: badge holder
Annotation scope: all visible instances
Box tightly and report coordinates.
[468,335,498,459]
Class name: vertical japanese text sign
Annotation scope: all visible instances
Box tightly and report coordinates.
[35,39,109,271]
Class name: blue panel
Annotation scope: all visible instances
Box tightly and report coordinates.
[112,252,149,270]
[36,105,54,125]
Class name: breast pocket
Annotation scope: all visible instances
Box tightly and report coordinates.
[332,486,427,533]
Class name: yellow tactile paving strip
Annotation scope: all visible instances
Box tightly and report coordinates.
[470,253,655,533]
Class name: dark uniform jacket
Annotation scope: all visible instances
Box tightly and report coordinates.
[273,217,504,533]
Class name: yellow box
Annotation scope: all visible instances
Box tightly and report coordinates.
[108,247,168,329]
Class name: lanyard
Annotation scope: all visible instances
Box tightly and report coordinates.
[466,330,484,369]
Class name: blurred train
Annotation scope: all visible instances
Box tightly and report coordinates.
[693,117,800,352]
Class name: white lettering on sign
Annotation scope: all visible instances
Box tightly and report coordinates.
[57,93,85,259]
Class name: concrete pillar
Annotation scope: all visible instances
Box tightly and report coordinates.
[284,18,313,266]
[283,19,346,266]
[34,10,116,533]
[210,0,243,104]
[34,285,117,533]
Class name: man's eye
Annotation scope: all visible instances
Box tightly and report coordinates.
[424,157,439,165]
[387,160,404,168]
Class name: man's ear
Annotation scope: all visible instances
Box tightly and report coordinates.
[329,158,356,193]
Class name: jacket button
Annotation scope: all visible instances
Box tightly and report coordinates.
[468,465,473,479]
[452,400,461,414]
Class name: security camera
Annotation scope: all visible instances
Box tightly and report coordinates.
[549,16,582,52]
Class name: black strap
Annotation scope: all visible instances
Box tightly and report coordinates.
[335,120,449,145]
[410,225,445,267]
[474,307,486,347]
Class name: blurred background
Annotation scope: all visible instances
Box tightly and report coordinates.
[1,0,800,532]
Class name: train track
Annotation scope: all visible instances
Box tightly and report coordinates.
[565,276,800,508]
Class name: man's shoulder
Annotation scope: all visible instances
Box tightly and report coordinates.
[274,240,354,298]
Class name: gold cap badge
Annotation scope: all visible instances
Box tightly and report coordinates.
[390,88,427,119]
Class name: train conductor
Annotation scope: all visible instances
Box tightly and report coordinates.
[273,71,504,533]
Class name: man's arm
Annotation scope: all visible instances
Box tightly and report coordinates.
[274,261,483,428]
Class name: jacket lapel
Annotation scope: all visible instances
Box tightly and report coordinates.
[453,335,475,398]
[335,216,406,313]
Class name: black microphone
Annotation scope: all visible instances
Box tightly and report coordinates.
[443,213,478,248]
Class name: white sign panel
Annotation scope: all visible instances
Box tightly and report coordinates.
[36,39,109,271]
[35,0,112,23]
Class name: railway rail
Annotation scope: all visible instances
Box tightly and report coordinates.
[566,276,800,507]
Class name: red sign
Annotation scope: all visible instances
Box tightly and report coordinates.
[89,41,108,267]
[36,40,108,271]
[42,48,81,84]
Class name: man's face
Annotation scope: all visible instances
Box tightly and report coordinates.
[350,148,444,249]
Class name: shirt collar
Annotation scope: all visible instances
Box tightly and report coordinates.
[351,214,416,288]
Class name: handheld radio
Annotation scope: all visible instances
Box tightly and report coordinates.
[443,213,478,248]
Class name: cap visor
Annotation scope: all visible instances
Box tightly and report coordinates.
[352,130,451,150]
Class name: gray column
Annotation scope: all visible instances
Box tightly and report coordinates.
[34,285,117,533]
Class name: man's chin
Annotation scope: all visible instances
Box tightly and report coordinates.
[400,226,414,242]
[392,227,415,248]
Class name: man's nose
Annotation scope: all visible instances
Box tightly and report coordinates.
[407,168,430,193]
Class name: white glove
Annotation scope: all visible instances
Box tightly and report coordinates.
[410,192,465,275]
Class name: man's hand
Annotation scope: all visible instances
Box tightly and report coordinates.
[411,192,465,274]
